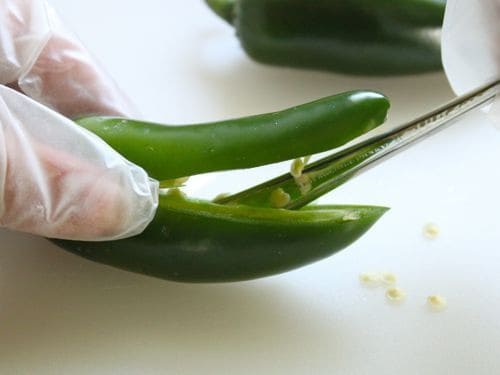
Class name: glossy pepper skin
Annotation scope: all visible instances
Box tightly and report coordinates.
[53,91,390,283]
[206,0,445,75]
[76,91,389,180]
[53,194,388,283]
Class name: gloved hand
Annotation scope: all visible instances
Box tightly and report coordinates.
[0,0,158,241]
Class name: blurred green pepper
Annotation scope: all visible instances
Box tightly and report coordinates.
[206,0,445,75]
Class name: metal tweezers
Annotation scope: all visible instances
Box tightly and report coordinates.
[218,79,500,209]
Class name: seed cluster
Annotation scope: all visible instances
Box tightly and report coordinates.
[359,271,447,312]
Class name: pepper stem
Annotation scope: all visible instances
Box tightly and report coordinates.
[205,0,236,24]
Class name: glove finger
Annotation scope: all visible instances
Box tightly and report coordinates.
[0,0,137,118]
[0,85,158,241]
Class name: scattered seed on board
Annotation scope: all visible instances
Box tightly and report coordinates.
[381,272,397,286]
[423,223,440,239]
[359,272,381,287]
[427,295,447,311]
[385,287,406,303]
[359,271,446,312]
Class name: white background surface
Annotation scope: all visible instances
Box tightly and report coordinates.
[2,1,500,374]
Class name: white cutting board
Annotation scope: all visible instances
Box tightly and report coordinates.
[2,1,500,374]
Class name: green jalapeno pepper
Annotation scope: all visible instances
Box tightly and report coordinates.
[205,0,445,75]
[53,194,387,283]
[76,91,389,180]
[53,90,390,283]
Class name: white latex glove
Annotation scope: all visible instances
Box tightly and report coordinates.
[0,0,158,241]
[442,0,500,94]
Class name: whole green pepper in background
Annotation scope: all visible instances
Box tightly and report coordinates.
[206,0,446,75]
[54,91,390,283]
